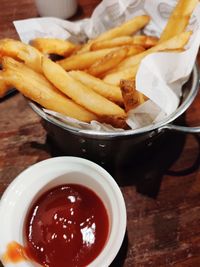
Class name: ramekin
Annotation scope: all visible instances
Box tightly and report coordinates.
[0,157,127,267]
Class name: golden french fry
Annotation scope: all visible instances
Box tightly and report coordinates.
[69,70,123,104]
[0,72,12,97]
[91,36,133,50]
[130,35,159,48]
[2,57,97,122]
[125,45,145,57]
[97,15,150,41]
[120,79,141,112]
[42,57,126,119]
[78,15,150,53]
[87,47,128,77]
[0,38,43,73]
[91,35,159,50]
[31,38,77,56]
[103,65,138,86]
[117,31,192,70]
[57,47,117,71]
[159,0,198,43]
[87,45,144,78]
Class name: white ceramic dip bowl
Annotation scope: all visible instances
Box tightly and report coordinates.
[0,157,127,267]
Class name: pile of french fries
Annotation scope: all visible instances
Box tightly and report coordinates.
[0,0,198,128]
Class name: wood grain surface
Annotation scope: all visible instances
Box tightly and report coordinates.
[0,1,200,266]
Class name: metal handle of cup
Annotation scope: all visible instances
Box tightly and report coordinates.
[160,124,200,134]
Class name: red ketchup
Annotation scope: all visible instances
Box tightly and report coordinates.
[25,184,109,267]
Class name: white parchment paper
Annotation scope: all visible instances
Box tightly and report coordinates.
[13,0,200,131]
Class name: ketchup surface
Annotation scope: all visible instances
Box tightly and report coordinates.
[25,184,109,267]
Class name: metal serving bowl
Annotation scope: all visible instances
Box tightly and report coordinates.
[29,65,200,172]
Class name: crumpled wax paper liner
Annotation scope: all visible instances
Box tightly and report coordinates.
[13,0,200,132]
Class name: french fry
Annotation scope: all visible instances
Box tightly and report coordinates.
[103,65,138,86]
[91,36,133,50]
[69,70,123,104]
[87,46,141,77]
[0,39,43,73]
[117,31,192,70]
[91,35,159,50]
[87,47,128,77]
[2,57,97,122]
[31,38,77,56]
[94,15,150,41]
[57,47,117,71]
[87,45,144,78]
[159,0,198,43]
[78,15,150,53]
[124,45,145,57]
[120,79,141,112]
[42,57,126,119]
[130,35,159,48]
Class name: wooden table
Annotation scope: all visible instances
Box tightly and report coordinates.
[0,1,200,266]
